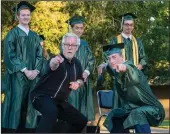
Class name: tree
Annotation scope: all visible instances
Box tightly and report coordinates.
[1,1,169,87]
[63,1,169,87]
[30,1,69,55]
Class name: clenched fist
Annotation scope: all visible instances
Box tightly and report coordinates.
[50,55,64,71]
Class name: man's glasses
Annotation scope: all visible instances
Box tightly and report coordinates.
[63,44,78,49]
[123,23,134,27]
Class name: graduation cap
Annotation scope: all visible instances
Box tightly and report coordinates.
[119,13,137,21]
[12,1,36,13]
[12,1,36,20]
[39,35,45,41]
[66,16,85,25]
[66,16,85,32]
[103,43,124,56]
[119,13,137,29]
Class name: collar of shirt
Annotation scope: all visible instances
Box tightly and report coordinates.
[18,24,29,35]
[121,32,132,40]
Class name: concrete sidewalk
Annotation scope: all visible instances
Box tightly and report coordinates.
[92,113,169,133]
[100,126,169,133]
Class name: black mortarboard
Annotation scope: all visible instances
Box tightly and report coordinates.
[103,43,124,56]
[12,1,36,13]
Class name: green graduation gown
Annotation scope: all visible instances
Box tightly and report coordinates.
[110,35,147,68]
[2,26,43,129]
[103,61,165,132]
[68,39,95,121]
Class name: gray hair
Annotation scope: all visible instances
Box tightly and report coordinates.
[61,33,80,46]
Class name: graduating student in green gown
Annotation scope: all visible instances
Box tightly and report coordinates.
[98,43,165,133]
[2,1,43,131]
[66,16,95,122]
[98,13,147,75]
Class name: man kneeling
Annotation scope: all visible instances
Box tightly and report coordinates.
[98,43,165,133]
[31,33,87,133]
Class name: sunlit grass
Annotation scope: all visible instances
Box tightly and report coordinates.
[159,120,169,129]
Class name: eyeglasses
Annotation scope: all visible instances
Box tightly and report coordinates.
[123,23,134,27]
[63,44,78,48]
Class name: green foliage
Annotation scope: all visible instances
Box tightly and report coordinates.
[62,1,169,87]
[1,1,169,88]
[1,1,16,73]
[30,1,69,55]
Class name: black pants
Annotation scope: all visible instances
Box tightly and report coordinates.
[110,116,130,133]
[32,96,87,133]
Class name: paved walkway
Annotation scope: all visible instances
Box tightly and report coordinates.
[100,126,169,133]
[92,113,169,133]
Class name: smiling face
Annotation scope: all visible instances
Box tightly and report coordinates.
[17,8,31,26]
[122,20,134,35]
[108,53,123,69]
[71,23,84,37]
[62,37,79,60]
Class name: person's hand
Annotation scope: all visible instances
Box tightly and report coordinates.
[82,72,88,82]
[30,70,39,80]
[50,55,64,70]
[116,64,127,72]
[51,55,64,65]
[97,63,107,76]
[137,64,143,70]
[24,69,34,80]
[69,82,80,90]
[24,69,38,80]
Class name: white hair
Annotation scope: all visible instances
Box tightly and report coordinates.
[61,32,80,46]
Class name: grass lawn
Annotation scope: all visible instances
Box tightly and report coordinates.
[159,120,169,129]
